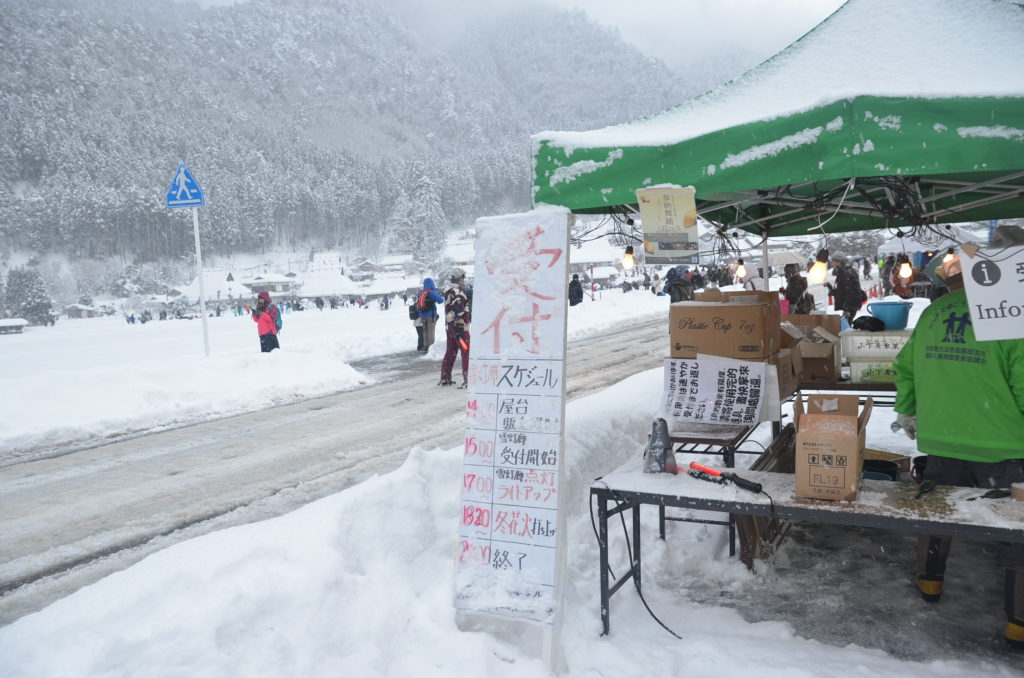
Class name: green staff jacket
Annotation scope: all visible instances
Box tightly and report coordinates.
[893,288,1024,462]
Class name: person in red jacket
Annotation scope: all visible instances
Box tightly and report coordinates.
[252,291,280,352]
[440,269,471,386]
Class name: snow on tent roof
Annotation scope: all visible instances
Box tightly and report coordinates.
[532,0,1024,238]
[535,0,1023,150]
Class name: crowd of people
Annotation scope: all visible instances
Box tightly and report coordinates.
[234,250,915,384]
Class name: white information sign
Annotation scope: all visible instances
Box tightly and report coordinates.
[660,356,771,426]
[961,244,1024,341]
[455,207,571,625]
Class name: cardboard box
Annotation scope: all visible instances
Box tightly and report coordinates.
[670,292,781,360]
[797,326,842,383]
[776,349,799,399]
[783,313,842,339]
[794,395,873,501]
[699,290,782,337]
[779,321,805,350]
[864,448,911,474]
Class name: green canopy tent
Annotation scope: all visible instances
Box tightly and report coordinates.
[531,0,1024,243]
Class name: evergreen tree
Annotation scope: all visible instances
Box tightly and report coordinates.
[385,190,416,253]
[409,169,446,258]
[4,266,53,323]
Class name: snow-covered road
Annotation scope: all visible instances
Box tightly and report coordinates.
[0,317,667,625]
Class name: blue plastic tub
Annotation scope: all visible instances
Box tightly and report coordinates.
[867,301,912,331]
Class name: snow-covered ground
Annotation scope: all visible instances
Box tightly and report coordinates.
[0,286,668,458]
[4,287,1019,677]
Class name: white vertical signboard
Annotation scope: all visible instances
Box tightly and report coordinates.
[455,207,571,639]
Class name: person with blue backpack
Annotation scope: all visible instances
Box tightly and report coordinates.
[252,290,282,352]
[416,278,445,352]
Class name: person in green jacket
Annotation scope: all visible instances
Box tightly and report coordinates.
[892,255,1024,650]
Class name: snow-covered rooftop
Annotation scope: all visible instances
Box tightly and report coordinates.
[534,0,1024,149]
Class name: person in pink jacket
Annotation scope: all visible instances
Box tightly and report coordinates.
[251,291,280,352]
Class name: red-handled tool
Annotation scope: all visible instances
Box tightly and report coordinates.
[688,462,763,494]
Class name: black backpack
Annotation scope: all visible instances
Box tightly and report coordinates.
[408,303,419,320]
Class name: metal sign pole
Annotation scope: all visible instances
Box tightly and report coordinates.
[192,206,211,357]
[165,161,209,358]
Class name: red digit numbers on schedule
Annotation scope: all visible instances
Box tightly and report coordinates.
[467,399,497,420]
[463,473,493,493]
[462,505,490,527]
[459,540,491,565]
[464,437,493,459]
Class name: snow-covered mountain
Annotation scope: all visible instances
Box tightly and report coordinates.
[0,0,702,261]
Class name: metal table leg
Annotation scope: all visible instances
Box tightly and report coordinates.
[633,503,642,591]
[598,491,610,636]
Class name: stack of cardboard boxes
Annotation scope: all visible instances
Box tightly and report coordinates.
[668,296,874,501]
[668,289,798,398]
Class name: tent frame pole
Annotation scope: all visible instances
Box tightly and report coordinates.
[761,231,770,291]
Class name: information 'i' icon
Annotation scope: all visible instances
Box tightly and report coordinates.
[971,260,1001,287]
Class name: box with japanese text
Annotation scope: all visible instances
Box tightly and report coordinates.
[839,329,912,359]
[848,356,898,384]
[670,299,780,360]
[793,394,873,501]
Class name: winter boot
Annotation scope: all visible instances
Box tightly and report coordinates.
[914,573,943,603]
[1006,621,1024,651]
[438,376,454,386]
[915,534,951,602]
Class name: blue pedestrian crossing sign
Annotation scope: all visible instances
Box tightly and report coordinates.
[165,161,205,208]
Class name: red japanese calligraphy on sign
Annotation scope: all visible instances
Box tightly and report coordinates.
[473,217,567,359]
[455,207,571,626]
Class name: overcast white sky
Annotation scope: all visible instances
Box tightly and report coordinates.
[194,0,846,75]
[544,0,845,72]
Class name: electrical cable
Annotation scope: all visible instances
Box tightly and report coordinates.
[615,499,683,640]
[590,478,682,639]
[761,490,777,534]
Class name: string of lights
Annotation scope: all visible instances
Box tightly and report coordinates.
[571,176,1007,269]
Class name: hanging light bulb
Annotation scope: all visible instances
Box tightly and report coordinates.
[807,248,829,284]
[898,254,913,280]
[622,245,635,270]
[735,258,747,279]
[942,247,955,264]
